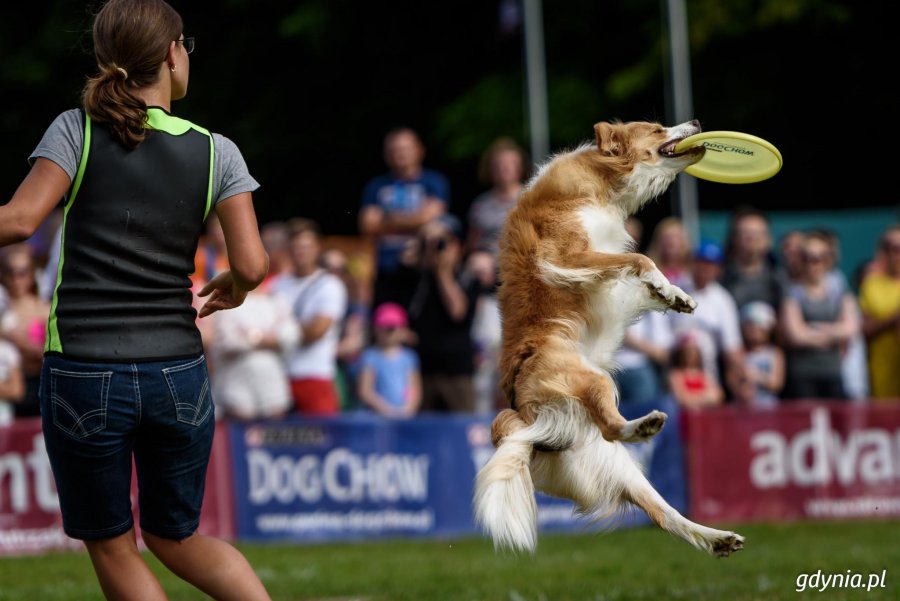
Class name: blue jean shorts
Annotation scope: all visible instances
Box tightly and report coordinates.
[40,354,214,541]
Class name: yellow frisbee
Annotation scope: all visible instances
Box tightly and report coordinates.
[674,131,783,184]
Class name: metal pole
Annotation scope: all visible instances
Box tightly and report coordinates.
[523,0,550,163]
[665,0,699,243]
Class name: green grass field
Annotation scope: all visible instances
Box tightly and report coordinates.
[1,520,897,600]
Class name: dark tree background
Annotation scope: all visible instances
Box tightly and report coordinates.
[2,0,896,238]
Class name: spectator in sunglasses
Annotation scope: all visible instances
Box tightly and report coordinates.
[781,231,859,399]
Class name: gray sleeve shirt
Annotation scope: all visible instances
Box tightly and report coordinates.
[29,108,260,204]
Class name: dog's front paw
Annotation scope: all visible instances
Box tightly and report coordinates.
[667,285,696,314]
[644,278,696,314]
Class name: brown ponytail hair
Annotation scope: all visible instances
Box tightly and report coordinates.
[83,0,183,149]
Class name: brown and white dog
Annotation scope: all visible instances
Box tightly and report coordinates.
[474,120,745,557]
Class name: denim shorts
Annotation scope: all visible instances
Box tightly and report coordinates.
[40,354,214,541]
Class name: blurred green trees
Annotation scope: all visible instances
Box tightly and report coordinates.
[1,1,890,234]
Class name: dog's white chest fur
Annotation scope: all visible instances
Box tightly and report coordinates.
[578,205,630,254]
[575,205,642,370]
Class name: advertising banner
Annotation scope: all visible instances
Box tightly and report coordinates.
[0,418,76,555]
[2,398,688,552]
[229,399,686,542]
[229,414,475,541]
[685,402,900,522]
[0,418,233,556]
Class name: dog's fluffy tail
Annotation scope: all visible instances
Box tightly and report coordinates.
[474,428,537,552]
[474,405,577,553]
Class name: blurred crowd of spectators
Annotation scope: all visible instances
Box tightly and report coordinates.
[2,128,900,424]
[628,208,900,410]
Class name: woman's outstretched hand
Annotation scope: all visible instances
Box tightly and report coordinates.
[197,270,249,318]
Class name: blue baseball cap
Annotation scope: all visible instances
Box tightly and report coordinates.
[694,239,724,263]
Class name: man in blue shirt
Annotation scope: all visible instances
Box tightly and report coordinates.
[359,127,450,308]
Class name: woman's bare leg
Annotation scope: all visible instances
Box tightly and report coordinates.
[142,531,271,601]
[84,528,168,601]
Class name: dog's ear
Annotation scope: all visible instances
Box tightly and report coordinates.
[594,122,624,157]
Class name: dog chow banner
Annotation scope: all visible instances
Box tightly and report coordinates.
[229,414,478,542]
[0,418,234,556]
[685,402,900,523]
[228,401,686,542]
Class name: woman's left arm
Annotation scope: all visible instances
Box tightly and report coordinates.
[0,158,70,247]
[840,295,861,340]
[826,294,861,342]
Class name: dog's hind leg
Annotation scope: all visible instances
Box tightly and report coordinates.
[572,368,667,443]
[624,474,745,557]
[490,409,527,447]
[618,411,668,443]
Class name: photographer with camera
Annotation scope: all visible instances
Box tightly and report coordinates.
[401,214,481,412]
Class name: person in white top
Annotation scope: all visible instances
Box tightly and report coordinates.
[669,240,744,396]
[0,333,24,426]
[270,218,348,415]
[207,284,298,420]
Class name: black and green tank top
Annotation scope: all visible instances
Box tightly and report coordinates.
[45,107,214,361]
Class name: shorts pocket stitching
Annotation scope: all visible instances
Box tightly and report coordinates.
[49,368,111,439]
[161,357,211,426]
[161,355,206,375]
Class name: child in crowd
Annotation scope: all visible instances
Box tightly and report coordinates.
[667,331,724,409]
[357,303,422,418]
[737,301,785,407]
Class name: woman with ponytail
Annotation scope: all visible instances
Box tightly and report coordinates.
[0,1,271,599]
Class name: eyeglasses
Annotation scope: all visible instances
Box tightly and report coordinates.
[177,37,195,55]
[883,242,900,254]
